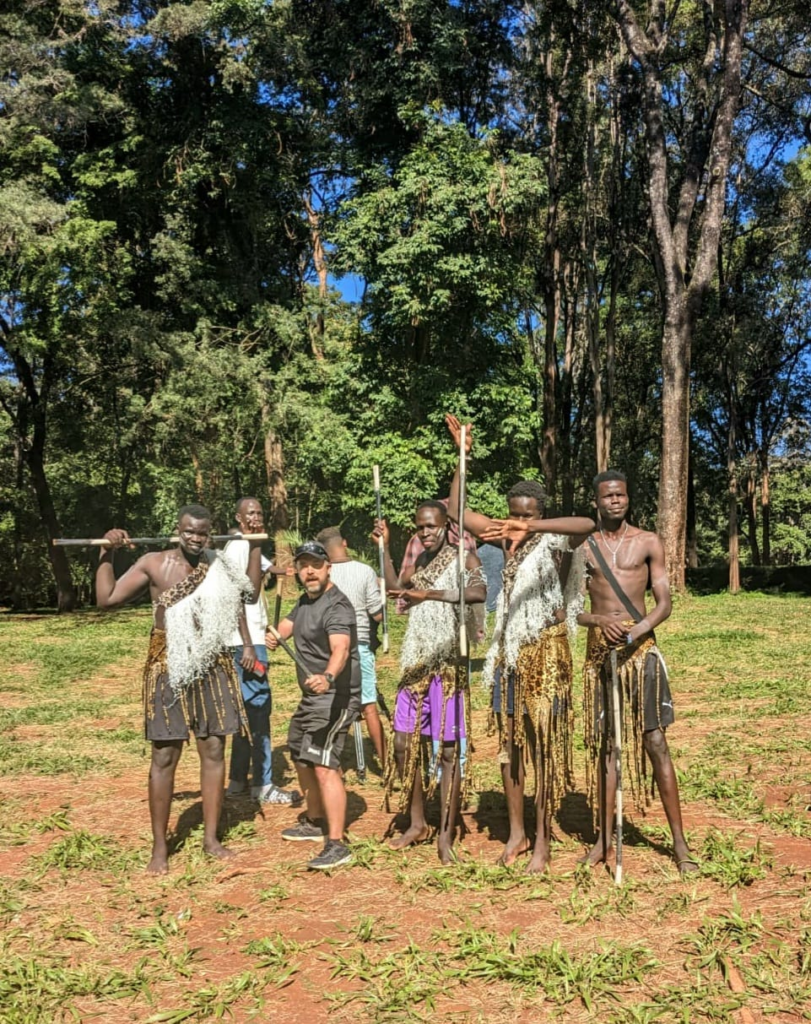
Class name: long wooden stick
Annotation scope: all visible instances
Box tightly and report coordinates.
[610,648,624,885]
[353,720,366,782]
[457,425,468,659]
[272,574,284,630]
[266,624,309,675]
[53,533,270,548]
[373,465,389,654]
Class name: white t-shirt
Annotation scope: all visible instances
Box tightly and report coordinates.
[222,539,268,647]
[329,560,383,646]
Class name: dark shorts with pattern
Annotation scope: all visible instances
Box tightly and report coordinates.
[593,648,675,738]
[288,695,360,771]
[144,631,245,742]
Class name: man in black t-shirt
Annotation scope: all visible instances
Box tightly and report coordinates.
[266,541,360,870]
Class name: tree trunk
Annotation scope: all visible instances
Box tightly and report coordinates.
[26,426,77,611]
[760,451,771,565]
[263,423,289,535]
[686,443,699,569]
[727,418,740,594]
[190,449,205,502]
[540,49,561,506]
[657,305,691,589]
[12,435,25,609]
[744,464,760,565]
[303,191,327,358]
[616,0,749,589]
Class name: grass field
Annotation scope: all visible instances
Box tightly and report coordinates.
[1,592,810,1023]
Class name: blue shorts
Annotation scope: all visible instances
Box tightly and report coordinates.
[491,667,514,716]
[358,643,377,705]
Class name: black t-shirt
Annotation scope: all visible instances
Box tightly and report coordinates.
[286,586,360,703]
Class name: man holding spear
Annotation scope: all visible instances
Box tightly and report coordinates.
[445,415,594,874]
[373,501,486,864]
[577,471,697,877]
[94,505,256,875]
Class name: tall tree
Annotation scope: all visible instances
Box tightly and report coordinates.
[615,0,749,587]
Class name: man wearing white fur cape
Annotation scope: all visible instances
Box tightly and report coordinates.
[96,505,256,875]
[446,416,595,874]
[373,502,486,864]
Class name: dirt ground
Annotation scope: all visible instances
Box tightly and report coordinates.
[1,592,810,1022]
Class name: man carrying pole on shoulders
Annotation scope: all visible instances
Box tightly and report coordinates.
[95,505,255,875]
[445,415,594,874]
[577,470,697,877]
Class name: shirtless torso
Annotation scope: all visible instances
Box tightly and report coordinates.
[578,480,671,644]
[95,510,254,875]
[576,475,697,875]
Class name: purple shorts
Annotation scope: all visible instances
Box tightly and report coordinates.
[393,675,466,743]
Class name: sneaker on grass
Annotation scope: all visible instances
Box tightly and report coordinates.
[307,840,352,871]
[225,779,248,797]
[281,818,325,842]
[252,784,303,806]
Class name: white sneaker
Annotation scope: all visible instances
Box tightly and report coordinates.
[252,784,303,806]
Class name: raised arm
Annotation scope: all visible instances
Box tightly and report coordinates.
[370,518,402,590]
[246,543,263,602]
[95,531,152,609]
[627,534,672,642]
[445,414,498,539]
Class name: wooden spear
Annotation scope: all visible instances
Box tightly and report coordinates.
[53,533,270,547]
[457,425,468,659]
[610,648,624,885]
[373,465,389,654]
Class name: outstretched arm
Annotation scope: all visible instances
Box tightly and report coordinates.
[480,515,595,547]
[390,551,486,607]
[95,531,152,609]
[627,534,672,642]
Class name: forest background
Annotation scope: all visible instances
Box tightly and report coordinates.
[2,0,811,611]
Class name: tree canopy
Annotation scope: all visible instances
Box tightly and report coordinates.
[1,0,810,608]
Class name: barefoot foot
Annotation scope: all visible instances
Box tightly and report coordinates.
[203,839,236,861]
[577,839,613,867]
[389,824,430,850]
[525,849,550,875]
[146,848,169,876]
[437,842,458,866]
[498,835,531,867]
[674,841,699,876]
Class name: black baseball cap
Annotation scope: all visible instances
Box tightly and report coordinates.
[294,541,330,563]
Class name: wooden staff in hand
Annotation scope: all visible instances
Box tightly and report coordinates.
[373,465,390,654]
[54,533,270,547]
[610,648,623,885]
[457,425,468,660]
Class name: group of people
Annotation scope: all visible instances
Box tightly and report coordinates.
[96,414,697,877]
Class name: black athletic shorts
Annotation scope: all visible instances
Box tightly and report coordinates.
[288,696,360,770]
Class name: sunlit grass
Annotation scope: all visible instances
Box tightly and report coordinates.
[0,592,809,1021]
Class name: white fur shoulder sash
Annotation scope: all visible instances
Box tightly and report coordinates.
[400,558,463,674]
[165,553,253,695]
[482,535,585,689]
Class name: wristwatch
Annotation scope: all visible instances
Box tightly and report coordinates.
[324,672,335,687]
